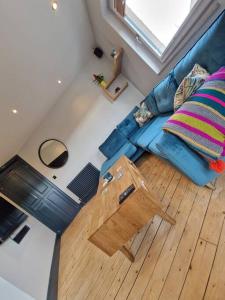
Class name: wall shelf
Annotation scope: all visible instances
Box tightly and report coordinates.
[101,48,128,101]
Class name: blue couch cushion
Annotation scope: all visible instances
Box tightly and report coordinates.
[144,92,160,116]
[148,131,168,158]
[174,11,225,85]
[130,147,145,162]
[99,129,127,159]
[152,72,178,113]
[156,132,221,186]
[129,117,155,145]
[135,114,172,149]
[100,142,137,176]
[117,106,139,138]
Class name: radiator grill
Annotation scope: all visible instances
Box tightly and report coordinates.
[67,163,100,203]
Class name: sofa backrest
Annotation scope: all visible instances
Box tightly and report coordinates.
[144,91,160,115]
[99,129,128,159]
[145,10,225,115]
[152,71,178,113]
[116,106,139,138]
[173,10,225,85]
[145,71,178,114]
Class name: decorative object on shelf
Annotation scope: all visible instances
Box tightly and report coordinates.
[38,139,68,169]
[115,87,121,93]
[111,49,117,58]
[93,73,107,88]
[94,48,128,101]
[93,47,104,58]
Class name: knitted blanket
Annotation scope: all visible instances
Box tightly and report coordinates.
[163,67,225,171]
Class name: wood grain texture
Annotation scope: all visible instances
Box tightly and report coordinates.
[88,156,175,258]
[127,176,191,300]
[157,184,212,300]
[104,163,177,300]
[180,239,216,300]
[58,153,225,300]
[204,218,225,300]
[200,173,225,245]
[102,48,128,101]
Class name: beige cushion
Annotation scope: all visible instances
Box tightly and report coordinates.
[134,102,154,127]
[174,64,209,111]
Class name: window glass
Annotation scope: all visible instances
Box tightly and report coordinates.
[125,0,199,55]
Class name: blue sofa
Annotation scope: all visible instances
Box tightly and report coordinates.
[99,10,225,186]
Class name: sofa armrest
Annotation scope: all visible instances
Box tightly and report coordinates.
[100,142,137,176]
[156,132,219,186]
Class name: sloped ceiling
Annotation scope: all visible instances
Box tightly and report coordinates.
[0,0,94,166]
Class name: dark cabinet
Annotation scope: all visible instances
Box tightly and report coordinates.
[0,156,81,235]
[0,196,28,243]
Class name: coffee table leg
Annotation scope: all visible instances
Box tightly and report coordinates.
[120,246,135,262]
[157,210,176,225]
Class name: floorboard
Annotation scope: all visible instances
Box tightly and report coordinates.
[58,154,225,300]
[180,238,216,300]
[204,218,225,300]
[158,185,212,300]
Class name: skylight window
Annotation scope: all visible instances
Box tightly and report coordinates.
[113,0,201,56]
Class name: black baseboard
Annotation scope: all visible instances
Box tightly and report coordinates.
[47,235,61,300]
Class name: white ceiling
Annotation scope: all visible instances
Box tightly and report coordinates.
[0,0,94,166]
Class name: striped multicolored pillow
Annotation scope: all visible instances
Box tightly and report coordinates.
[163,67,225,172]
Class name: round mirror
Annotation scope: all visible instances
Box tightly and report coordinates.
[38,139,68,169]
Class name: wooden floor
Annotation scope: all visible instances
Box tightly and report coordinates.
[58,154,225,300]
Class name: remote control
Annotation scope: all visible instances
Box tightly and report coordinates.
[119,184,135,204]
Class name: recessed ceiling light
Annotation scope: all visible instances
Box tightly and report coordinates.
[57,80,62,84]
[12,109,18,114]
[51,1,58,11]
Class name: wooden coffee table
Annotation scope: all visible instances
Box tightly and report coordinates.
[88,156,175,262]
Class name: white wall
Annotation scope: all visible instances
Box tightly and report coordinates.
[0,0,94,166]
[0,277,34,300]
[0,197,56,300]
[86,0,225,95]
[19,56,143,203]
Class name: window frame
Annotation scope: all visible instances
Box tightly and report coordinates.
[110,0,220,64]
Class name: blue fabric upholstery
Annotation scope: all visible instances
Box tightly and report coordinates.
[100,142,137,176]
[129,118,155,145]
[152,72,178,113]
[144,92,160,115]
[173,11,225,85]
[130,147,145,162]
[156,132,222,186]
[99,129,127,159]
[135,114,172,149]
[148,131,168,158]
[117,106,139,138]
[99,11,225,185]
